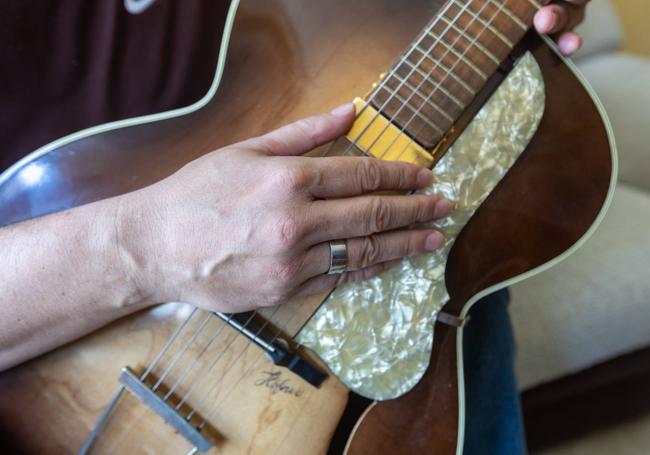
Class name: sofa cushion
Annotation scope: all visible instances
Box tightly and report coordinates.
[510,183,650,390]
[574,0,623,60]
[578,53,650,192]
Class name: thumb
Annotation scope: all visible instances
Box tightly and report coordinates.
[244,103,356,156]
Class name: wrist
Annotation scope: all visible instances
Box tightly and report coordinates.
[110,190,162,309]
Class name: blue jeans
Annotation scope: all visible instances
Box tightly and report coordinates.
[463,290,526,455]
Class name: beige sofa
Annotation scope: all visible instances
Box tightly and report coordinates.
[511,0,650,400]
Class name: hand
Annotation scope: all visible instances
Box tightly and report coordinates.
[534,0,590,56]
[118,104,451,313]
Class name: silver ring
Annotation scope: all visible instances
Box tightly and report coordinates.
[327,240,348,275]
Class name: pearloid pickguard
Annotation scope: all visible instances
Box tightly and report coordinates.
[297,52,546,400]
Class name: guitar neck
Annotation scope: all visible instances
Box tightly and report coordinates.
[346,0,549,167]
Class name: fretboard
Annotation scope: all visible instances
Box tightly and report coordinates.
[370,0,547,150]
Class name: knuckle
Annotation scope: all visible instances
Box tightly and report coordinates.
[272,166,312,194]
[272,212,307,249]
[413,196,433,222]
[397,165,410,189]
[359,236,382,267]
[367,198,391,233]
[357,159,382,191]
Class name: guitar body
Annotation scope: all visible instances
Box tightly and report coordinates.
[0,0,614,454]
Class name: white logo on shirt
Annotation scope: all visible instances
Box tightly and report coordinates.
[124,0,158,15]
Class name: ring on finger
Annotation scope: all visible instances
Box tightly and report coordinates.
[327,240,348,275]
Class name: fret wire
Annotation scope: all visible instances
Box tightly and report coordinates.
[404,55,475,97]
[438,15,501,65]
[378,84,452,126]
[384,0,503,163]
[420,35,487,80]
[374,0,496,162]
[390,70,465,110]
[339,0,462,157]
[341,0,470,158]
[454,0,514,47]
[365,0,491,160]
[375,86,446,129]
[489,0,527,31]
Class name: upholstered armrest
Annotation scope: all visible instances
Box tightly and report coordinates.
[573,0,623,60]
[578,53,650,192]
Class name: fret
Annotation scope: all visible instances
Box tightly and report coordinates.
[387,73,464,114]
[489,0,528,32]
[437,15,500,65]
[396,62,466,109]
[453,0,514,48]
[420,35,487,80]
[376,85,446,134]
[404,55,476,97]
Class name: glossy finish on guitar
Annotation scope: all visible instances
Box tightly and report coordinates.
[0,0,613,454]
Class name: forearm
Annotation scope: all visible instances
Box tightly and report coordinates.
[0,196,152,371]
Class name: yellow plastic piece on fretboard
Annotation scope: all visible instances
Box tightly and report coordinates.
[346,97,434,168]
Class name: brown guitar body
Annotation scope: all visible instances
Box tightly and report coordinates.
[0,0,613,454]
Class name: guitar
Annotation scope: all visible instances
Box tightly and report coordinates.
[0,0,616,454]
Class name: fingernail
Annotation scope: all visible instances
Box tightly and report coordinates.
[425,231,444,251]
[417,169,434,187]
[433,198,453,218]
[330,103,355,117]
[537,10,556,33]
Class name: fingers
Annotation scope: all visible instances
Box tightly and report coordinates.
[308,156,433,198]
[535,4,570,35]
[534,1,589,55]
[296,260,402,297]
[241,103,356,156]
[298,228,444,279]
[306,194,452,244]
[557,32,583,56]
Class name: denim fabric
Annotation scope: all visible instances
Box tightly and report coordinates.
[463,290,527,455]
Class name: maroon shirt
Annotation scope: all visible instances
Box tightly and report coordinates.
[0,0,230,171]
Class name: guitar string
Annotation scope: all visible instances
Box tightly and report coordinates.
[371,0,499,161]
[194,301,318,430]
[371,0,508,163]
[162,313,234,401]
[315,0,457,160]
[173,305,286,412]
[152,312,214,392]
[184,304,298,423]
[333,0,467,160]
[386,0,543,161]
[139,306,198,383]
[187,0,486,428]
